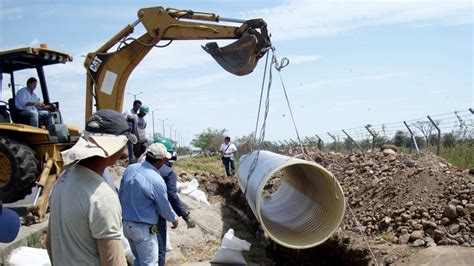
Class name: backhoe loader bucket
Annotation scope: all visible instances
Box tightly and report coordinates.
[203,34,262,76]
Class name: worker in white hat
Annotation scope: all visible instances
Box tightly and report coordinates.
[47,109,137,266]
[119,143,179,265]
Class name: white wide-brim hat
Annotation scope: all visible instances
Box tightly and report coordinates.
[61,131,128,166]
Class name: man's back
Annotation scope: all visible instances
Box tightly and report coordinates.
[49,164,122,266]
[119,162,177,224]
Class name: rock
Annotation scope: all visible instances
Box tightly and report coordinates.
[413,224,423,230]
[440,217,450,225]
[392,237,399,244]
[381,144,398,152]
[383,217,392,225]
[462,234,471,243]
[405,159,416,167]
[444,205,458,219]
[421,212,431,219]
[383,149,396,155]
[399,234,410,244]
[388,155,397,162]
[413,239,425,247]
[437,239,450,245]
[448,199,460,206]
[455,236,465,245]
[465,204,474,214]
[448,224,460,234]
[401,213,411,221]
[468,169,474,175]
[427,222,437,229]
[349,155,356,162]
[433,230,445,241]
[400,228,409,235]
[456,205,464,215]
[406,201,414,207]
[371,177,381,187]
[410,230,425,241]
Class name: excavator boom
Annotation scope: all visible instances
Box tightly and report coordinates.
[84,6,271,121]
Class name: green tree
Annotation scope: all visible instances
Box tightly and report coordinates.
[191,128,227,153]
[392,131,411,148]
[442,133,456,148]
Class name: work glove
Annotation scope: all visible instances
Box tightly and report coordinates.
[182,212,196,228]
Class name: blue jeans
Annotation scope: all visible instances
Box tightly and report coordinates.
[157,218,167,266]
[222,157,235,176]
[123,221,158,266]
[19,109,53,128]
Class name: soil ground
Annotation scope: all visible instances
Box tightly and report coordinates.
[108,148,473,265]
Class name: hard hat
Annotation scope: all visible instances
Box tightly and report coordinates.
[140,105,149,114]
[153,137,174,152]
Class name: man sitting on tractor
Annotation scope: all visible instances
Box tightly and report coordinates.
[15,77,55,128]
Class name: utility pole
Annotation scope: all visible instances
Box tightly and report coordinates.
[126,91,143,101]
[151,108,159,139]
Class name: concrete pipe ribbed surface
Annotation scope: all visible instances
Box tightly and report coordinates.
[237,150,345,249]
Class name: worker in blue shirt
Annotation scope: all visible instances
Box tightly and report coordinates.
[119,143,179,266]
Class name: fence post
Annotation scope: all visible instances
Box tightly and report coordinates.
[342,129,362,152]
[327,132,338,152]
[403,121,419,153]
[315,134,324,150]
[305,136,315,147]
[427,115,441,156]
[364,125,377,150]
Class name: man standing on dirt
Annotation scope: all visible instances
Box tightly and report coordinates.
[47,109,137,266]
[123,99,142,164]
[155,139,196,266]
[119,143,179,265]
[220,136,237,177]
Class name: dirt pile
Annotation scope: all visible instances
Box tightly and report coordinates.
[284,147,474,250]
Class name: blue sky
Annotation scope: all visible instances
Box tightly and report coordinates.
[1,0,472,145]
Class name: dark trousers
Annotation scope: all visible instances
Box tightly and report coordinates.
[222,157,235,176]
[157,217,167,266]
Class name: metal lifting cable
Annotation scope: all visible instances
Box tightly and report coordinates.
[247,48,379,264]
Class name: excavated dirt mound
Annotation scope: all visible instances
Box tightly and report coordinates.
[277,148,473,264]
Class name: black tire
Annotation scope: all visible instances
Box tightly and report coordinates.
[0,137,39,203]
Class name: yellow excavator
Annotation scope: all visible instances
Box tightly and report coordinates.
[84,6,270,121]
[0,6,271,221]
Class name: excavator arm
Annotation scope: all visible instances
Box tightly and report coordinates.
[84,6,271,121]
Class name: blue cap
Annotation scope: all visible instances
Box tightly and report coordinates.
[0,204,21,243]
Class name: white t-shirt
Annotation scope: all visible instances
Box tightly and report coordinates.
[220,142,237,158]
[49,164,123,266]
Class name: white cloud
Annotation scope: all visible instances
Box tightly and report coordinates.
[244,0,472,41]
[286,55,321,64]
[0,7,24,21]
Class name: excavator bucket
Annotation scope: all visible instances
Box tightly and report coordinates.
[203,34,261,76]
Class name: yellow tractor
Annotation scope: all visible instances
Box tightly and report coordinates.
[0,46,80,220]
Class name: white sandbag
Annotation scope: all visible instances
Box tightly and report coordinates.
[186,189,210,205]
[166,229,173,251]
[178,179,210,205]
[180,179,199,194]
[210,247,247,265]
[210,228,251,265]
[8,246,51,266]
[221,229,251,251]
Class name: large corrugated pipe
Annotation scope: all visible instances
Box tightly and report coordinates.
[237,150,345,249]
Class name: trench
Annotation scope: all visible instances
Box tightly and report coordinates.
[190,170,372,265]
